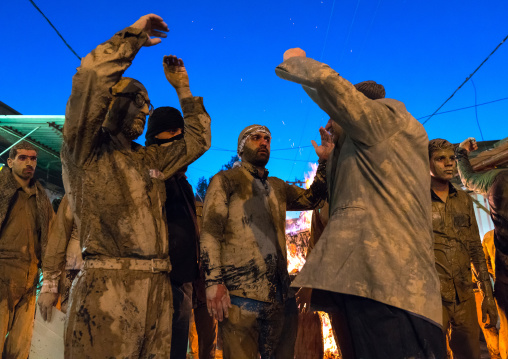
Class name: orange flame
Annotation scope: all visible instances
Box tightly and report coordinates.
[318,312,340,358]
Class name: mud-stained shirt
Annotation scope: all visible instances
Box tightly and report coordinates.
[0,186,40,299]
[432,183,490,303]
[201,161,326,303]
[275,56,442,326]
[58,26,211,261]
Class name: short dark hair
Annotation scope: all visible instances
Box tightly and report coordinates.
[9,141,38,159]
[428,138,454,159]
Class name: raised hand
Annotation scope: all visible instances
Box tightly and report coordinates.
[283,48,307,61]
[205,284,232,322]
[458,137,478,153]
[163,55,189,89]
[130,14,169,47]
[312,126,335,161]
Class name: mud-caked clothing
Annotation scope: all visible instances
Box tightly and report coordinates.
[0,168,54,359]
[201,160,326,302]
[201,160,326,358]
[58,25,211,358]
[40,195,82,312]
[275,56,442,327]
[456,150,508,359]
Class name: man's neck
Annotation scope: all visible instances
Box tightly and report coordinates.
[12,172,32,191]
[255,166,266,178]
[431,177,449,202]
[115,132,133,150]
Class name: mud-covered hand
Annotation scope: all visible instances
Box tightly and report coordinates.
[296,287,312,314]
[312,127,335,161]
[206,284,232,322]
[283,48,307,61]
[163,55,189,90]
[481,294,498,328]
[38,292,59,322]
[458,137,478,153]
[130,14,169,47]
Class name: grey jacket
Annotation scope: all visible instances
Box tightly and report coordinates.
[275,56,442,326]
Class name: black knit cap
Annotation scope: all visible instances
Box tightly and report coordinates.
[145,106,184,145]
[354,80,386,100]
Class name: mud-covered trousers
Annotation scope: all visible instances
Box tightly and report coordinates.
[65,268,173,358]
[489,171,508,359]
[442,297,479,359]
[0,288,36,359]
[220,295,298,359]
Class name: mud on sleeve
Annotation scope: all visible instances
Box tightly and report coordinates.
[200,174,229,287]
[41,196,74,294]
[64,27,148,166]
[275,57,405,146]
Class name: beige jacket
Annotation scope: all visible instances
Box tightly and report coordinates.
[276,57,442,326]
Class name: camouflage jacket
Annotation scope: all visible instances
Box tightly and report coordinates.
[59,26,211,261]
[276,56,442,326]
[432,183,490,303]
[200,161,326,303]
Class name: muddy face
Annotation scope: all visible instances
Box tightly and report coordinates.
[430,148,456,182]
[241,133,271,167]
[107,79,150,140]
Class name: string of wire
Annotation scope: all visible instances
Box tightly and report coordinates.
[422,34,508,125]
[28,0,81,61]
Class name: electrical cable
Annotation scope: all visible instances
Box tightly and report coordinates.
[28,0,81,61]
[417,96,508,121]
[470,79,485,141]
[422,34,508,125]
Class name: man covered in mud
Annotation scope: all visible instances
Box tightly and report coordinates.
[144,107,201,359]
[0,141,54,359]
[276,48,445,359]
[429,138,497,359]
[39,14,211,358]
[200,124,333,358]
[38,194,81,319]
[456,137,508,359]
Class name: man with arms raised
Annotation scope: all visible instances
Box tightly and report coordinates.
[276,48,445,359]
[38,14,211,358]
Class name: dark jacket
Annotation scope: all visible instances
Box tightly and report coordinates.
[165,173,199,285]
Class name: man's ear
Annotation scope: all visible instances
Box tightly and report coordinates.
[7,158,13,168]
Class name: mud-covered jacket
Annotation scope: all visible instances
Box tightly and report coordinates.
[0,168,54,306]
[60,26,211,261]
[432,183,490,303]
[200,161,326,303]
[41,195,82,294]
[276,56,442,326]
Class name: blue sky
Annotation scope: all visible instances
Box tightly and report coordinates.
[1,0,507,190]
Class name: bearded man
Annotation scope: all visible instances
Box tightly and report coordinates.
[38,14,211,358]
[200,124,333,359]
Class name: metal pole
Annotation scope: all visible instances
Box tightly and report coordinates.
[0,126,41,158]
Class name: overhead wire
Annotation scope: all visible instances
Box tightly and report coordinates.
[422,34,508,125]
[470,79,485,141]
[28,0,81,61]
[417,96,508,121]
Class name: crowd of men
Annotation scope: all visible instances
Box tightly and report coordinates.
[0,13,507,359]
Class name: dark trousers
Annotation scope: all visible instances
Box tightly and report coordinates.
[171,282,193,359]
[314,291,446,359]
[194,305,217,359]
